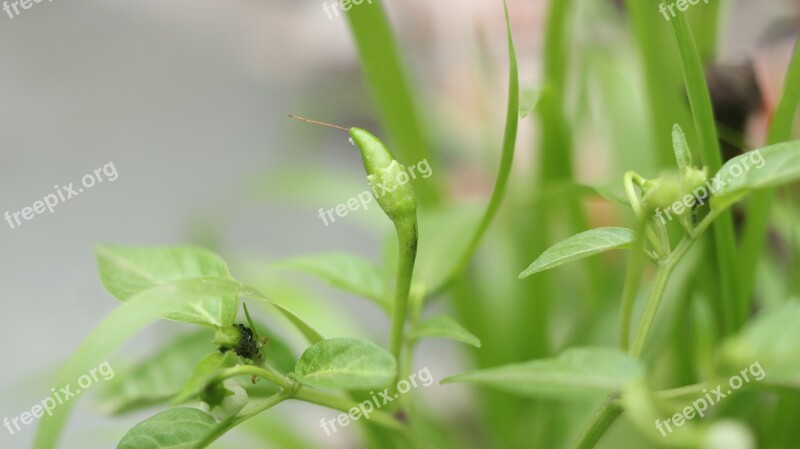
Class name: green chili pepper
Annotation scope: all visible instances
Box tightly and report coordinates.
[290,115,419,394]
[288,115,417,226]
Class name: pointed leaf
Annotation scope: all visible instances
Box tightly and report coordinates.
[116,407,217,449]
[98,331,217,414]
[294,338,396,390]
[711,141,800,211]
[442,347,643,400]
[672,123,693,172]
[33,276,318,449]
[519,227,635,278]
[96,245,232,298]
[271,253,389,310]
[410,315,481,348]
[96,245,238,326]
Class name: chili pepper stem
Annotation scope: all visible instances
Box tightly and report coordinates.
[288,114,350,132]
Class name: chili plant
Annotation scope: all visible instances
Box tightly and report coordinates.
[27,1,800,449]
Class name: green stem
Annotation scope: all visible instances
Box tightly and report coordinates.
[209,365,294,391]
[193,394,288,449]
[619,218,647,351]
[570,395,623,449]
[389,217,418,371]
[656,381,716,401]
[671,12,742,333]
[293,388,406,432]
[577,211,721,449]
[629,210,718,359]
[629,259,674,359]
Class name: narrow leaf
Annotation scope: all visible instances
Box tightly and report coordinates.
[33,277,318,449]
[519,227,635,278]
[98,331,217,415]
[96,245,232,298]
[294,338,396,390]
[410,315,481,348]
[96,245,238,327]
[116,407,217,449]
[711,141,800,211]
[671,123,693,172]
[271,253,389,310]
[442,347,643,400]
[35,277,244,449]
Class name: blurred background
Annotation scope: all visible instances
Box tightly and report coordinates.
[1,0,799,448]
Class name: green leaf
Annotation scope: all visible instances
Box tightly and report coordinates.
[116,407,217,449]
[519,87,541,118]
[95,245,238,327]
[720,302,800,387]
[442,347,644,400]
[271,253,389,310]
[410,315,481,348]
[33,277,318,449]
[711,141,800,211]
[443,0,520,293]
[172,352,238,404]
[519,227,635,278]
[99,327,296,415]
[98,331,217,414]
[671,123,693,172]
[294,338,396,390]
[96,245,232,298]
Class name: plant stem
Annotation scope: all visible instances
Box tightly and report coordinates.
[576,211,721,449]
[629,210,718,359]
[209,365,294,391]
[570,395,623,449]
[671,12,743,333]
[192,394,288,449]
[294,387,406,432]
[390,217,418,384]
[619,218,647,351]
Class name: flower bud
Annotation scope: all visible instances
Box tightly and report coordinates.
[642,175,682,210]
[350,128,417,224]
[681,166,708,194]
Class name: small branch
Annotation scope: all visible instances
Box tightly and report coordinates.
[570,395,623,449]
[293,387,406,432]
